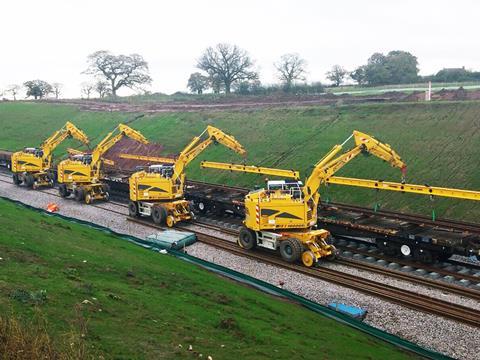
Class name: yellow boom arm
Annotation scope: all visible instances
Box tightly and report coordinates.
[89,124,148,179]
[41,121,90,159]
[119,154,176,164]
[326,176,480,201]
[304,130,406,203]
[200,161,300,179]
[174,125,246,178]
[92,124,148,165]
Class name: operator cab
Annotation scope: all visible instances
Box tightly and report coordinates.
[71,154,92,165]
[148,164,174,178]
[24,147,43,157]
[266,180,303,199]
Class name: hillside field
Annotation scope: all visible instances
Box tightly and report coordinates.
[0,198,417,359]
[0,101,479,221]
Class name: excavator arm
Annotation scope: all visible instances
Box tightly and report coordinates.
[119,154,176,164]
[200,161,300,179]
[304,131,406,203]
[173,126,246,181]
[86,124,148,180]
[41,121,90,160]
[91,124,148,166]
[326,176,480,201]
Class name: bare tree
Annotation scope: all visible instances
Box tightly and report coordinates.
[95,80,110,98]
[187,72,209,94]
[275,53,307,91]
[326,65,348,87]
[81,82,94,99]
[197,43,257,94]
[24,80,52,100]
[52,82,63,99]
[209,74,224,94]
[84,50,152,97]
[6,84,21,100]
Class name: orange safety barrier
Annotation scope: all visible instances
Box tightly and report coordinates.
[46,203,59,213]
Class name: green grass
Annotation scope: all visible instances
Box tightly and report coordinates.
[326,81,480,95]
[0,198,417,359]
[1,101,480,221]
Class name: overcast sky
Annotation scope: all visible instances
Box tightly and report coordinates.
[1,0,478,98]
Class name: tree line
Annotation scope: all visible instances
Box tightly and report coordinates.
[2,44,479,100]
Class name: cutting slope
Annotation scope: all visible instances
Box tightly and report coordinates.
[0,101,479,221]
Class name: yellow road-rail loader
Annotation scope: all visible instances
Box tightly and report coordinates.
[201,130,407,267]
[11,121,90,189]
[120,125,246,227]
[57,124,148,204]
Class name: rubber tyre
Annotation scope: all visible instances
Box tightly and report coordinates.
[102,183,110,193]
[279,238,303,263]
[152,206,167,225]
[128,201,138,217]
[104,192,110,202]
[238,227,257,250]
[74,188,85,202]
[59,184,68,197]
[12,173,22,185]
[25,174,34,188]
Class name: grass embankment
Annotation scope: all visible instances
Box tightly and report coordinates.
[0,199,416,359]
[0,101,479,221]
[326,81,480,95]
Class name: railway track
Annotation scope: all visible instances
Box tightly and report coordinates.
[1,169,479,327]
[192,216,480,300]
[333,237,480,284]
[126,216,480,328]
[2,168,480,291]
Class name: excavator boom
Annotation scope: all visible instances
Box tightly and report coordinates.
[304,131,406,202]
[41,121,90,159]
[175,125,246,176]
[119,154,176,164]
[200,161,300,179]
[326,176,480,201]
[92,124,148,165]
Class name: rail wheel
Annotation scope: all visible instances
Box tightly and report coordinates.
[152,206,167,225]
[85,192,93,204]
[326,245,337,261]
[400,244,413,258]
[238,227,257,250]
[12,173,22,185]
[302,251,316,267]
[102,183,110,193]
[128,201,138,217]
[166,215,175,228]
[279,238,302,263]
[196,201,208,214]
